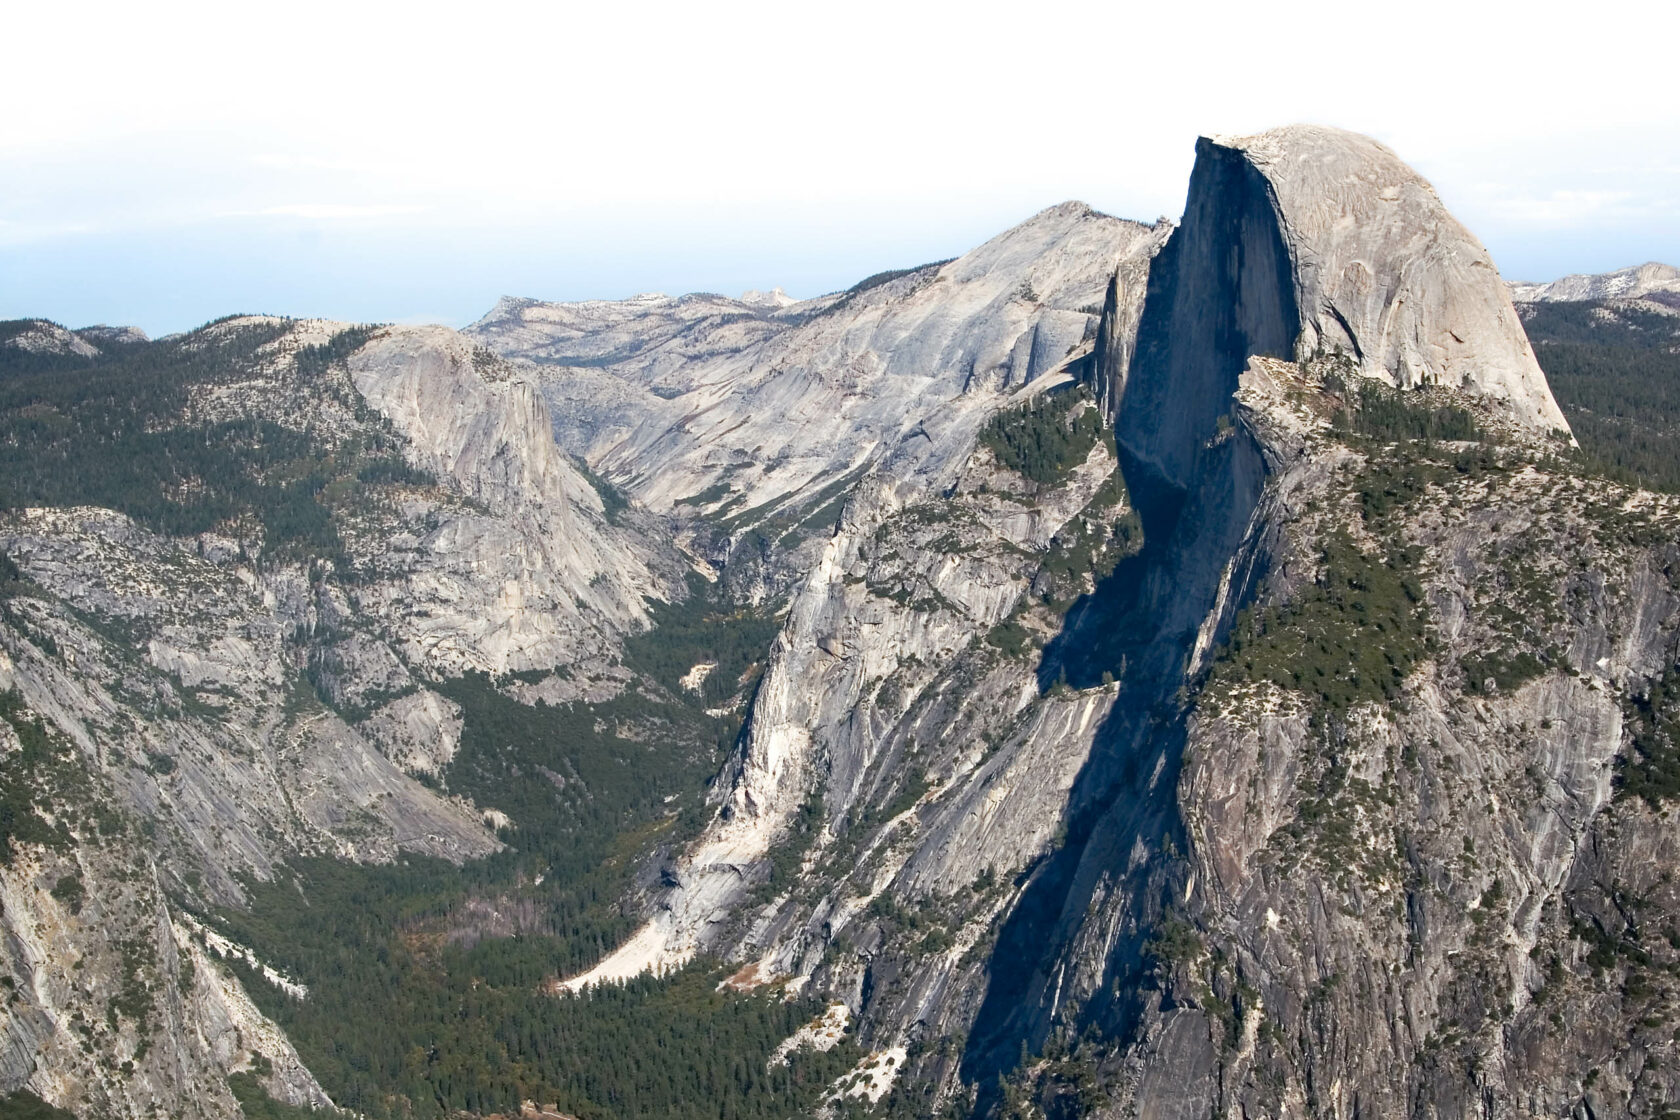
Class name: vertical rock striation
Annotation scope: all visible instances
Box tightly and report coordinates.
[960,126,1667,1119]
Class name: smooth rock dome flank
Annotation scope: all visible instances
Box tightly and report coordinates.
[1118,125,1570,488]
[1230,124,1571,430]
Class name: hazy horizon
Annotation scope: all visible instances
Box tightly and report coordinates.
[7,0,1679,337]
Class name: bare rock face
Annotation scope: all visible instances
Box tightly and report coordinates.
[75,324,150,346]
[0,508,496,1118]
[1117,126,1570,494]
[1234,126,1570,430]
[351,327,582,511]
[473,204,1169,523]
[1082,230,1169,427]
[346,326,685,673]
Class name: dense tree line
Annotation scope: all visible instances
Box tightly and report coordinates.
[1330,378,1481,443]
[1521,300,1680,491]
[224,943,858,1120]
[622,574,782,707]
[978,388,1107,486]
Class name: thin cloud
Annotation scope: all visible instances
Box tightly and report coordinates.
[0,217,96,246]
[227,203,429,220]
[250,153,386,173]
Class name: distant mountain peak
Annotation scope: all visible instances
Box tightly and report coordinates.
[1508,261,1680,303]
[738,286,794,309]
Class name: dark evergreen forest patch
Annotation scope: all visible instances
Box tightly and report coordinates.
[979,387,1108,486]
[1521,299,1680,491]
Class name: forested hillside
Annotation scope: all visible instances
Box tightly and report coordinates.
[1520,300,1680,490]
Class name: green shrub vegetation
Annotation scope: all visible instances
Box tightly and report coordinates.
[0,690,75,866]
[675,481,734,508]
[979,388,1107,486]
[572,459,629,523]
[1460,649,1551,696]
[757,789,825,900]
[1210,531,1428,711]
[0,1089,78,1120]
[846,260,952,297]
[986,616,1035,659]
[1618,668,1680,807]
[1036,468,1141,607]
[49,873,85,915]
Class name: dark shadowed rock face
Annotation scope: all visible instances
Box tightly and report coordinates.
[1092,126,1573,452]
[958,136,1301,1091]
[1116,135,1301,494]
[958,129,1678,1120]
[7,126,1678,1120]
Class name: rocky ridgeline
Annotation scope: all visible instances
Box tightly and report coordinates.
[1510,261,1680,304]
[3,124,1679,1120]
[468,204,1171,605]
[570,126,1676,1117]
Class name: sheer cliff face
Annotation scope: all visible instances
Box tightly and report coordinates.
[1225,126,1570,432]
[1112,126,1571,485]
[1116,136,1301,492]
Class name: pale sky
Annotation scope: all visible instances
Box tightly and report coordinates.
[5,0,1678,336]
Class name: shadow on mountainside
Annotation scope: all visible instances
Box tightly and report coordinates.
[961,421,1276,1104]
[961,449,1201,1096]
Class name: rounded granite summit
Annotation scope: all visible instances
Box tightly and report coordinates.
[1211,123,1571,435]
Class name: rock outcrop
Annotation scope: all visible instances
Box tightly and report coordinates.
[1102,126,1573,469]
[7,123,1680,1120]
[0,320,100,359]
[347,326,682,670]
